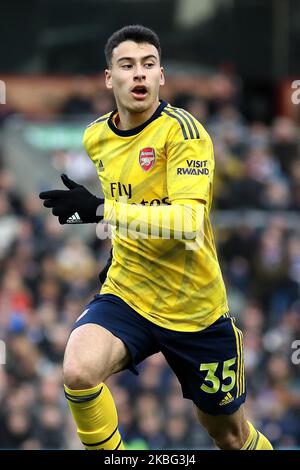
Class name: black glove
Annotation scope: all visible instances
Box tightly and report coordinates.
[39,174,104,224]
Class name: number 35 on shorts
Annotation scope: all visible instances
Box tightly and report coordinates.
[199,357,245,397]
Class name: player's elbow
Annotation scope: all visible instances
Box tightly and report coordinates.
[181,229,198,240]
[180,224,202,241]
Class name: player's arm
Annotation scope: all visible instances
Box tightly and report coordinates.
[103,197,203,240]
[39,174,104,224]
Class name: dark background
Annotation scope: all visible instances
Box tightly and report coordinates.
[1,0,299,79]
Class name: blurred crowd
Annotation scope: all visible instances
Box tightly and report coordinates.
[0,77,300,450]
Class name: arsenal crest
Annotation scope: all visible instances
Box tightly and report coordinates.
[139,147,156,172]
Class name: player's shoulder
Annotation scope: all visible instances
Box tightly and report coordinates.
[83,111,112,147]
[85,111,112,130]
[162,103,210,142]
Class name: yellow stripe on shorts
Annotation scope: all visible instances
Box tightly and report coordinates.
[237,328,245,395]
[230,318,244,398]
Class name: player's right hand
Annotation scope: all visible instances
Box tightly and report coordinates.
[39,174,104,224]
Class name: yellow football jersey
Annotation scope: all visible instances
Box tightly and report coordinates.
[83,100,228,332]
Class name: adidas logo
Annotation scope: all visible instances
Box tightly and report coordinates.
[99,160,105,172]
[66,212,82,224]
[219,392,234,406]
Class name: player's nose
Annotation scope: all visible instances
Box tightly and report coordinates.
[133,65,146,81]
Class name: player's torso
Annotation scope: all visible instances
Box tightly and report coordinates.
[84,106,228,331]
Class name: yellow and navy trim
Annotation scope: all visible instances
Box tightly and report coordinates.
[230,318,245,398]
[64,386,122,450]
[163,105,201,140]
[81,425,122,450]
[244,429,260,450]
[64,386,103,403]
[108,100,168,137]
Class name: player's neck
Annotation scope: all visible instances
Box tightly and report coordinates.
[116,99,160,130]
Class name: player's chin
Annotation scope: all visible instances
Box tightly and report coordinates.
[129,100,151,113]
[136,94,156,109]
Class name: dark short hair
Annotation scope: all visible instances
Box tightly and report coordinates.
[105,25,161,67]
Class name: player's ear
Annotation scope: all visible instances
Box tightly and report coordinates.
[105,69,112,89]
[160,67,165,86]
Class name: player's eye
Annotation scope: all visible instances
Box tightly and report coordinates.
[121,64,133,69]
[145,63,155,68]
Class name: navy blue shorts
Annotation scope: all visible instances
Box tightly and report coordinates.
[74,293,246,415]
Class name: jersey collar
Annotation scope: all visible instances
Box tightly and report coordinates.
[108,100,168,137]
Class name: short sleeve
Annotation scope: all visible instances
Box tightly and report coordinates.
[166,122,215,203]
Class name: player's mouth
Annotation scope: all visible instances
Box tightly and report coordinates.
[131,85,148,100]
